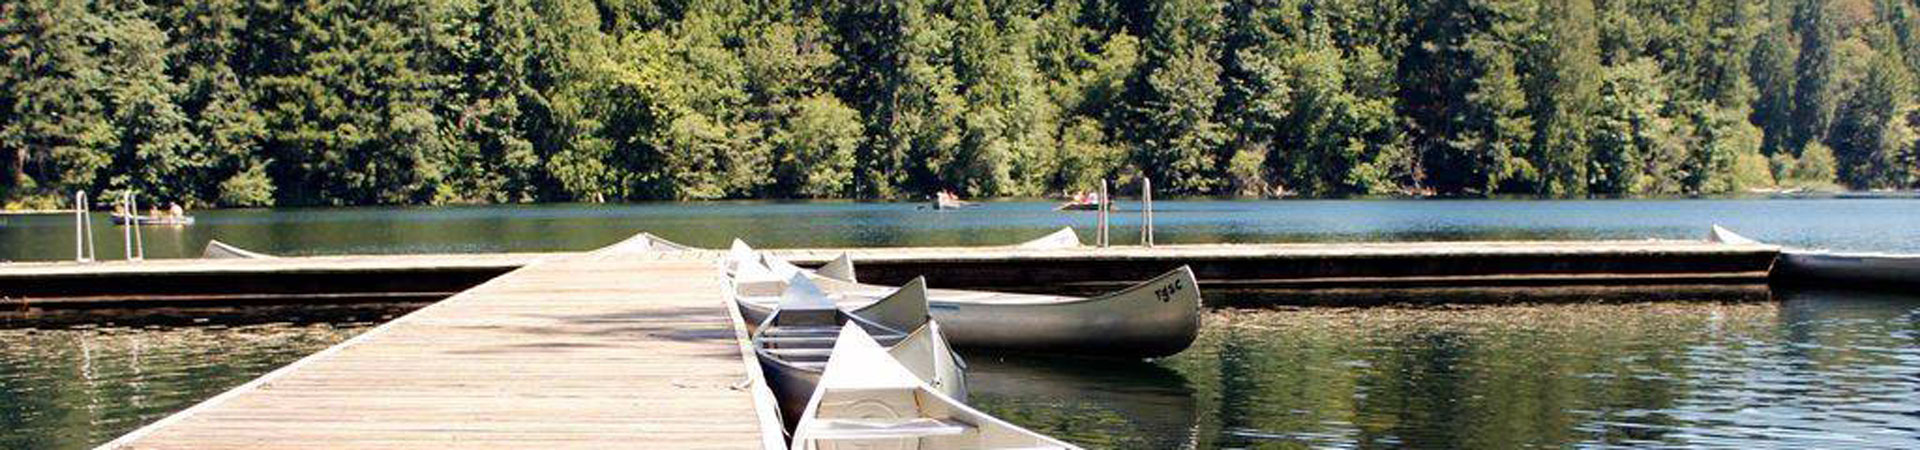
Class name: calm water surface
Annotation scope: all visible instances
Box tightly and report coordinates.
[3,198,1920,261]
[973,289,1920,449]
[0,323,373,449]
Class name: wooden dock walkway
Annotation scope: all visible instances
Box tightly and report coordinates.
[99,244,774,449]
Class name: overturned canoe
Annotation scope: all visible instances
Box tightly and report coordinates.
[791,324,1077,450]
[202,240,275,259]
[589,232,696,255]
[1013,226,1083,250]
[1706,224,1759,245]
[735,250,1202,358]
[753,273,965,432]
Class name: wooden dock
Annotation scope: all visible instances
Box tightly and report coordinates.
[4,239,1781,311]
[98,244,776,449]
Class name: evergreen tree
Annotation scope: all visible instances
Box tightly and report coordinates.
[1524,0,1602,196]
[1128,0,1227,194]
[1790,0,1838,151]
[1827,45,1915,188]
[0,0,114,200]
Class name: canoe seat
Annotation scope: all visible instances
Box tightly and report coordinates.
[799,418,976,441]
[764,348,834,361]
[761,327,841,338]
[760,336,838,347]
[759,331,905,349]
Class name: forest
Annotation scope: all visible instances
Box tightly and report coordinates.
[5,0,1920,207]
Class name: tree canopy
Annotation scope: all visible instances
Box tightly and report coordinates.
[5,0,1918,207]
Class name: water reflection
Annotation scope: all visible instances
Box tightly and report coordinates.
[968,354,1199,449]
[972,290,1920,449]
[0,323,371,449]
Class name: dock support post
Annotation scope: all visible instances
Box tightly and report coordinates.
[1142,178,1153,248]
[1098,180,1110,248]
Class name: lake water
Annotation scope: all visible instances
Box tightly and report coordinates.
[3,198,1920,261]
[973,289,1920,449]
[0,322,375,449]
[2,199,1918,448]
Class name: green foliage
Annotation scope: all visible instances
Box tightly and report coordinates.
[217,162,276,206]
[1129,0,1227,194]
[1793,141,1840,184]
[1683,103,1767,194]
[1827,44,1916,189]
[7,0,1920,207]
[1731,147,1776,191]
[775,95,861,197]
[1589,59,1681,195]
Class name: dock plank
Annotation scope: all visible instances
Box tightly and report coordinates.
[100,253,766,449]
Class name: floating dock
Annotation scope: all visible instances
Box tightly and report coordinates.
[97,246,776,449]
[4,239,1780,313]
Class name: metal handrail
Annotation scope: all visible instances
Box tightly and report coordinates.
[74,191,95,262]
[122,191,145,261]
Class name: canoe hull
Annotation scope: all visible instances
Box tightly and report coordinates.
[1776,251,1920,288]
[739,266,1203,358]
[758,327,967,432]
[202,240,273,259]
[760,356,824,431]
[931,267,1201,358]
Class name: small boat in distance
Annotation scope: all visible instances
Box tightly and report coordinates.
[930,190,974,210]
[1709,225,1920,289]
[202,240,275,259]
[111,213,194,226]
[790,323,1078,450]
[1054,191,1104,211]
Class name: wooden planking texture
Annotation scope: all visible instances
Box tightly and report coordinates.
[100,249,768,449]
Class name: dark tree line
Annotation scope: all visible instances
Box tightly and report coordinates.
[5,0,1920,207]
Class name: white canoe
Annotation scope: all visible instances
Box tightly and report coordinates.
[202,240,276,259]
[754,274,965,432]
[1014,227,1083,250]
[1708,225,1920,288]
[589,232,696,254]
[733,245,1202,358]
[1776,251,1920,287]
[1706,224,1759,245]
[791,323,1077,450]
